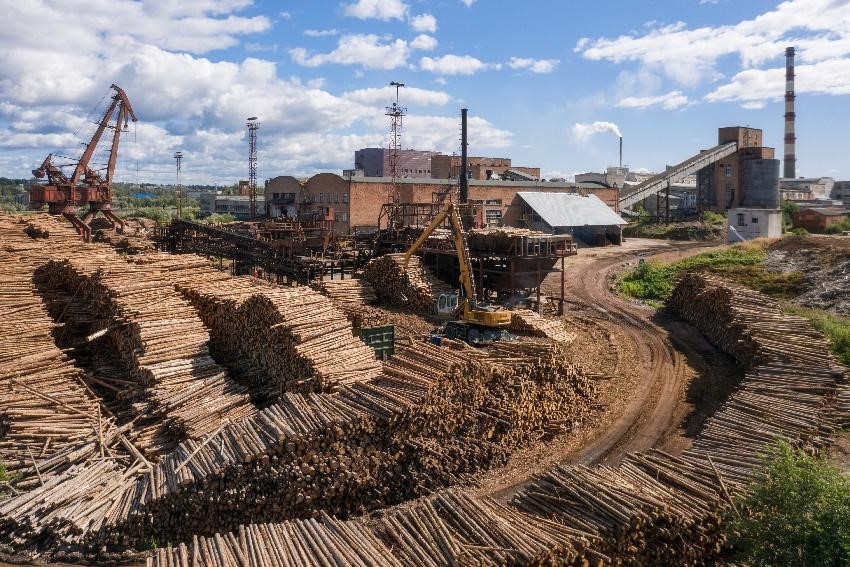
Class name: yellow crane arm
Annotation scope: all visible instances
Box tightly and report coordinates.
[402,205,450,271]
[448,205,476,304]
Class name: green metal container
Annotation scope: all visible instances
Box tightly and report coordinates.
[358,325,395,360]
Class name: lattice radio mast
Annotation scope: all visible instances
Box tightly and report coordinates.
[385,81,406,204]
[247,116,259,217]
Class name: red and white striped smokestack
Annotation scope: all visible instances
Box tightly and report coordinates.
[784,46,796,179]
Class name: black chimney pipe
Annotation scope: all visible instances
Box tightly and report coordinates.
[460,108,468,203]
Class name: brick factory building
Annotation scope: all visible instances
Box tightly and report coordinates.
[697,127,780,211]
[353,148,438,178]
[430,155,540,181]
[265,173,617,234]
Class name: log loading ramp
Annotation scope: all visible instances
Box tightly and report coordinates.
[618,141,738,210]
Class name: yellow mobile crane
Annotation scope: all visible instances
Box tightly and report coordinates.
[402,202,512,345]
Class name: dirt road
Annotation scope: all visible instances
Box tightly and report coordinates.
[478,238,740,501]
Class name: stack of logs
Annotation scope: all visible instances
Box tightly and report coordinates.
[510,309,576,343]
[164,265,384,393]
[147,272,849,566]
[312,278,379,329]
[98,339,595,546]
[363,253,452,315]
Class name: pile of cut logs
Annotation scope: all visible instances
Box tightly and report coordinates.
[510,309,576,343]
[362,253,452,315]
[146,271,848,566]
[313,278,377,308]
[168,270,384,393]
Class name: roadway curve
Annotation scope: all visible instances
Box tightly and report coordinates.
[481,239,735,501]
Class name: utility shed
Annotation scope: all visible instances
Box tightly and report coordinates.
[517,192,627,245]
[792,207,849,233]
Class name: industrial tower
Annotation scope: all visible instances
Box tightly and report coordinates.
[784,47,796,179]
[385,81,406,204]
[247,116,259,217]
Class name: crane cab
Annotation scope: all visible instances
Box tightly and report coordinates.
[436,293,459,319]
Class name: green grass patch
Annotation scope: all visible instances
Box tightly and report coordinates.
[784,305,850,367]
[617,247,777,303]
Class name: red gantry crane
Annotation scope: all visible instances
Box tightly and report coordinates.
[30,84,137,241]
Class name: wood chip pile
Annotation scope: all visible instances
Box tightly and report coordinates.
[510,309,576,343]
[362,253,452,315]
[147,273,848,566]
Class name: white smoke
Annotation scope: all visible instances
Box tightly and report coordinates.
[572,121,622,142]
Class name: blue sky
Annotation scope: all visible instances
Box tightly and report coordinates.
[2,0,848,185]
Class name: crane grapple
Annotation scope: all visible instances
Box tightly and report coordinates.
[29,84,137,241]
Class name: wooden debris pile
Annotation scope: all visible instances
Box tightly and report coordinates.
[510,309,576,343]
[363,253,452,315]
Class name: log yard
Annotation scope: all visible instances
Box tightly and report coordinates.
[2,3,850,564]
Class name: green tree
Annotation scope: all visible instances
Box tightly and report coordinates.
[726,441,850,566]
[781,199,800,231]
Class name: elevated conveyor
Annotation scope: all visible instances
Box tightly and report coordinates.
[618,141,738,210]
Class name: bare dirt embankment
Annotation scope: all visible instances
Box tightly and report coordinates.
[764,235,850,316]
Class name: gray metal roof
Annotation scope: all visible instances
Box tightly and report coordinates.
[518,192,626,228]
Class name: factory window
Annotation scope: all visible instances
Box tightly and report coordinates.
[485,199,502,205]
[334,192,340,203]
[273,193,280,199]
[337,212,348,222]
[319,192,325,203]
[752,217,759,224]
[724,164,733,177]
[737,213,746,226]
[342,193,349,204]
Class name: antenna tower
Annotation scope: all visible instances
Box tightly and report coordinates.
[385,81,406,204]
[174,151,183,219]
[247,116,259,217]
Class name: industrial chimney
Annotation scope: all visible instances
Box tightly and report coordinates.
[619,136,623,169]
[460,108,469,203]
[783,46,796,179]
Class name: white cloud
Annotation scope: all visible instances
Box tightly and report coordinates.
[304,29,339,37]
[0,0,517,183]
[434,77,448,85]
[343,86,451,106]
[420,54,499,75]
[508,57,559,74]
[461,0,476,6]
[575,0,850,89]
[409,13,437,33]
[616,90,689,109]
[290,34,410,70]
[343,0,408,21]
[410,34,437,51]
[279,10,292,20]
[706,58,850,104]
[572,121,622,142]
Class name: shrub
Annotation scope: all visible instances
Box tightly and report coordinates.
[726,441,850,566]
[790,227,809,236]
[702,210,726,225]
